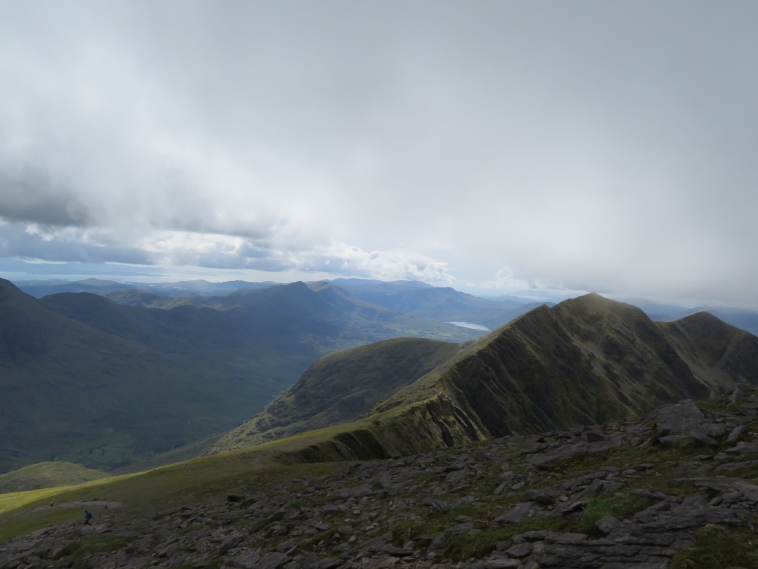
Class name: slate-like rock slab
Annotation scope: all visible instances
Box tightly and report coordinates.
[494,502,532,524]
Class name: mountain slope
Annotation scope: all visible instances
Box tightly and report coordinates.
[369,294,711,438]
[0,279,478,473]
[0,279,298,474]
[659,311,758,386]
[217,337,461,450]
[213,294,758,461]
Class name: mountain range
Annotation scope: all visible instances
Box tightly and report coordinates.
[0,278,477,473]
[3,274,758,478]
[18,277,758,336]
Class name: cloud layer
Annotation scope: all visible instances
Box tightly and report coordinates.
[1,2,757,304]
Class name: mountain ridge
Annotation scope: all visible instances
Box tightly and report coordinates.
[214,294,758,461]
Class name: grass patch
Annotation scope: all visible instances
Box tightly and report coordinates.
[69,533,132,556]
[0,448,344,542]
[580,494,653,536]
[391,519,444,548]
[0,506,82,542]
[442,527,511,560]
[442,515,580,561]
[670,524,758,568]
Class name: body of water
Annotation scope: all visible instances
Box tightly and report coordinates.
[446,321,490,331]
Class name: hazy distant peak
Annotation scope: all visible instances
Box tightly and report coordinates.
[75,278,120,287]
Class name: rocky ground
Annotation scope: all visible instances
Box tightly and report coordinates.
[3,388,758,569]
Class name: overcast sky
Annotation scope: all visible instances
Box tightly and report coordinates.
[0,1,756,305]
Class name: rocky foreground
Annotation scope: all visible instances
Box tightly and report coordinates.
[4,389,758,569]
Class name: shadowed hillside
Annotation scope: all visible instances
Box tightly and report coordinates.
[217,337,461,450]
[0,279,477,473]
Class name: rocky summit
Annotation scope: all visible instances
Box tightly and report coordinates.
[4,387,758,569]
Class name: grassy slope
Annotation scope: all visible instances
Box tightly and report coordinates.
[0,435,347,541]
[0,462,109,494]
[214,337,462,451]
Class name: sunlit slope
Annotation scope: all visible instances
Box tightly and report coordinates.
[215,337,461,451]
[0,434,346,542]
[0,462,108,494]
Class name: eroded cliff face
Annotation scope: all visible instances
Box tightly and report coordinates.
[281,395,486,464]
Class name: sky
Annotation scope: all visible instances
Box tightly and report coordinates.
[0,1,756,306]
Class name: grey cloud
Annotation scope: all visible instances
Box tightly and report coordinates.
[0,2,757,305]
[0,167,91,227]
[0,224,152,265]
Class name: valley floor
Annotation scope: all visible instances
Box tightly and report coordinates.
[3,390,758,568]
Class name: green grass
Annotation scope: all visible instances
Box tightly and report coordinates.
[0,462,108,494]
[670,524,758,568]
[580,494,654,536]
[66,534,134,568]
[442,515,581,561]
[0,444,346,542]
[0,506,82,542]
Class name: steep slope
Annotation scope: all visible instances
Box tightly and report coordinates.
[213,294,758,462]
[217,337,461,450]
[366,294,710,438]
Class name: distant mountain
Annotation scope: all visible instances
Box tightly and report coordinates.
[0,279,303,473]
[328,279,544,330]
[217,337,461,449]
[136,279,280,296]
[213,294,758,460]
[17,278,278,299]
[0,279,477,473]
[648,305,758,337]
[17,279,136,298]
